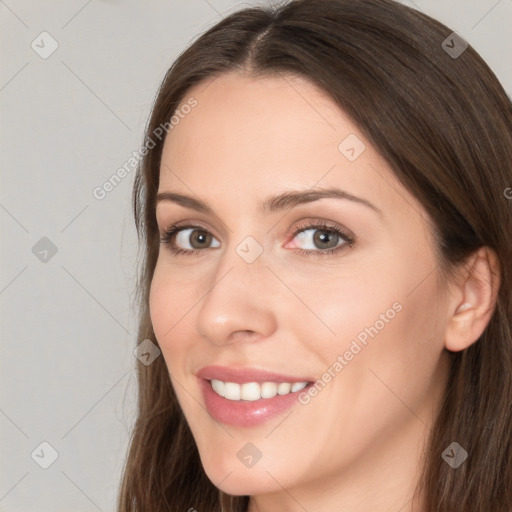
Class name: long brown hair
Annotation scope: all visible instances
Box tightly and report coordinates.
[117,1,512,510]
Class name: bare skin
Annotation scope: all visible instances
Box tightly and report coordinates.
[149,71,499,512]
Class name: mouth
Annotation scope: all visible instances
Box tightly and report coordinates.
[209,379,309,401]
[196,366,315,427]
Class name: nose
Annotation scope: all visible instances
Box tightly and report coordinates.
[195,247,278,346]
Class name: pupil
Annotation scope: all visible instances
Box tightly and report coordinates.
[193,230,208,248]
[315,230,337,248]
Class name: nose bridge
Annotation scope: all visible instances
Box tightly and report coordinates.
[195,236,278,345]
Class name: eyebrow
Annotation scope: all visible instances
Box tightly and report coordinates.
[156,187,383,216]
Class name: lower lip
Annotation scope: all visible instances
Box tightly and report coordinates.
[199,378,310,427]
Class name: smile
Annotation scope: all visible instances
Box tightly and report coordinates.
[196,366,315,427]
[210,379,309,401]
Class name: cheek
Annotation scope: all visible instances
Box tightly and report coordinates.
[148,267,167,340]
[293,264,404,357]
[300,247,447,411]
[331,271,449,428]
[314,234,445,363]
[149,263,192,367]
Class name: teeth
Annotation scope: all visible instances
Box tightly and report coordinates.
[241,382,261,401]
[261,382,277,399]
[277,382,291,395]
[224,382,241,400]
[291,381,308,392]
[211,378,225,396]
[210,379,308,401]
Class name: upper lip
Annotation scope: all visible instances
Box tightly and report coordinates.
[196,365,313,384]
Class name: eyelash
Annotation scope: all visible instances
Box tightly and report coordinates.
[159,220,355,258]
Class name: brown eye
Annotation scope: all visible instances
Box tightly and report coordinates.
[160,225,220,255]
[289,222,354,256]
[313,230,339,249]
[184,229,213,249]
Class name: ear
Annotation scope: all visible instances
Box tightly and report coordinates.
[444,246,500,352]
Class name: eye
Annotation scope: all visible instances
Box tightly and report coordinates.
[160,224,220,256]
[159,220,355,257]
[287,220,355,256]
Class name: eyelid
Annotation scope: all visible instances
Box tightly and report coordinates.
[286,218,355,244]
[159,219,216,238]
[158,217,353,240]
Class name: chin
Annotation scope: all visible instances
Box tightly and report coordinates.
[200,456,282,496]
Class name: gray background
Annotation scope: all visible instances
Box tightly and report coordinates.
[1,0,510,510]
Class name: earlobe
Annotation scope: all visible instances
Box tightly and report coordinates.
[444,247,500,353]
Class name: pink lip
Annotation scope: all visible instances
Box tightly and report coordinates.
[196,366,314,428]
[196,365,313,384]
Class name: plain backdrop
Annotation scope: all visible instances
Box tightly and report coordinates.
[1,0,511,510]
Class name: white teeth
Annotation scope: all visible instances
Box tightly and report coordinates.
[224,382,241,400]
[261,382,277,399]
[291,381,308,392]
[211,379,225,397]
[241,382,261,401]
[210,380,309,401]
[277,382,291,395]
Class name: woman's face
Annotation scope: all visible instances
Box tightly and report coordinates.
[150,72,452,503]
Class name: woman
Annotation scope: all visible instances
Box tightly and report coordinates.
[118,0,512,510]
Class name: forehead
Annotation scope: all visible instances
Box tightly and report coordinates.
[161,72,367,185]
[157,71,421,224]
